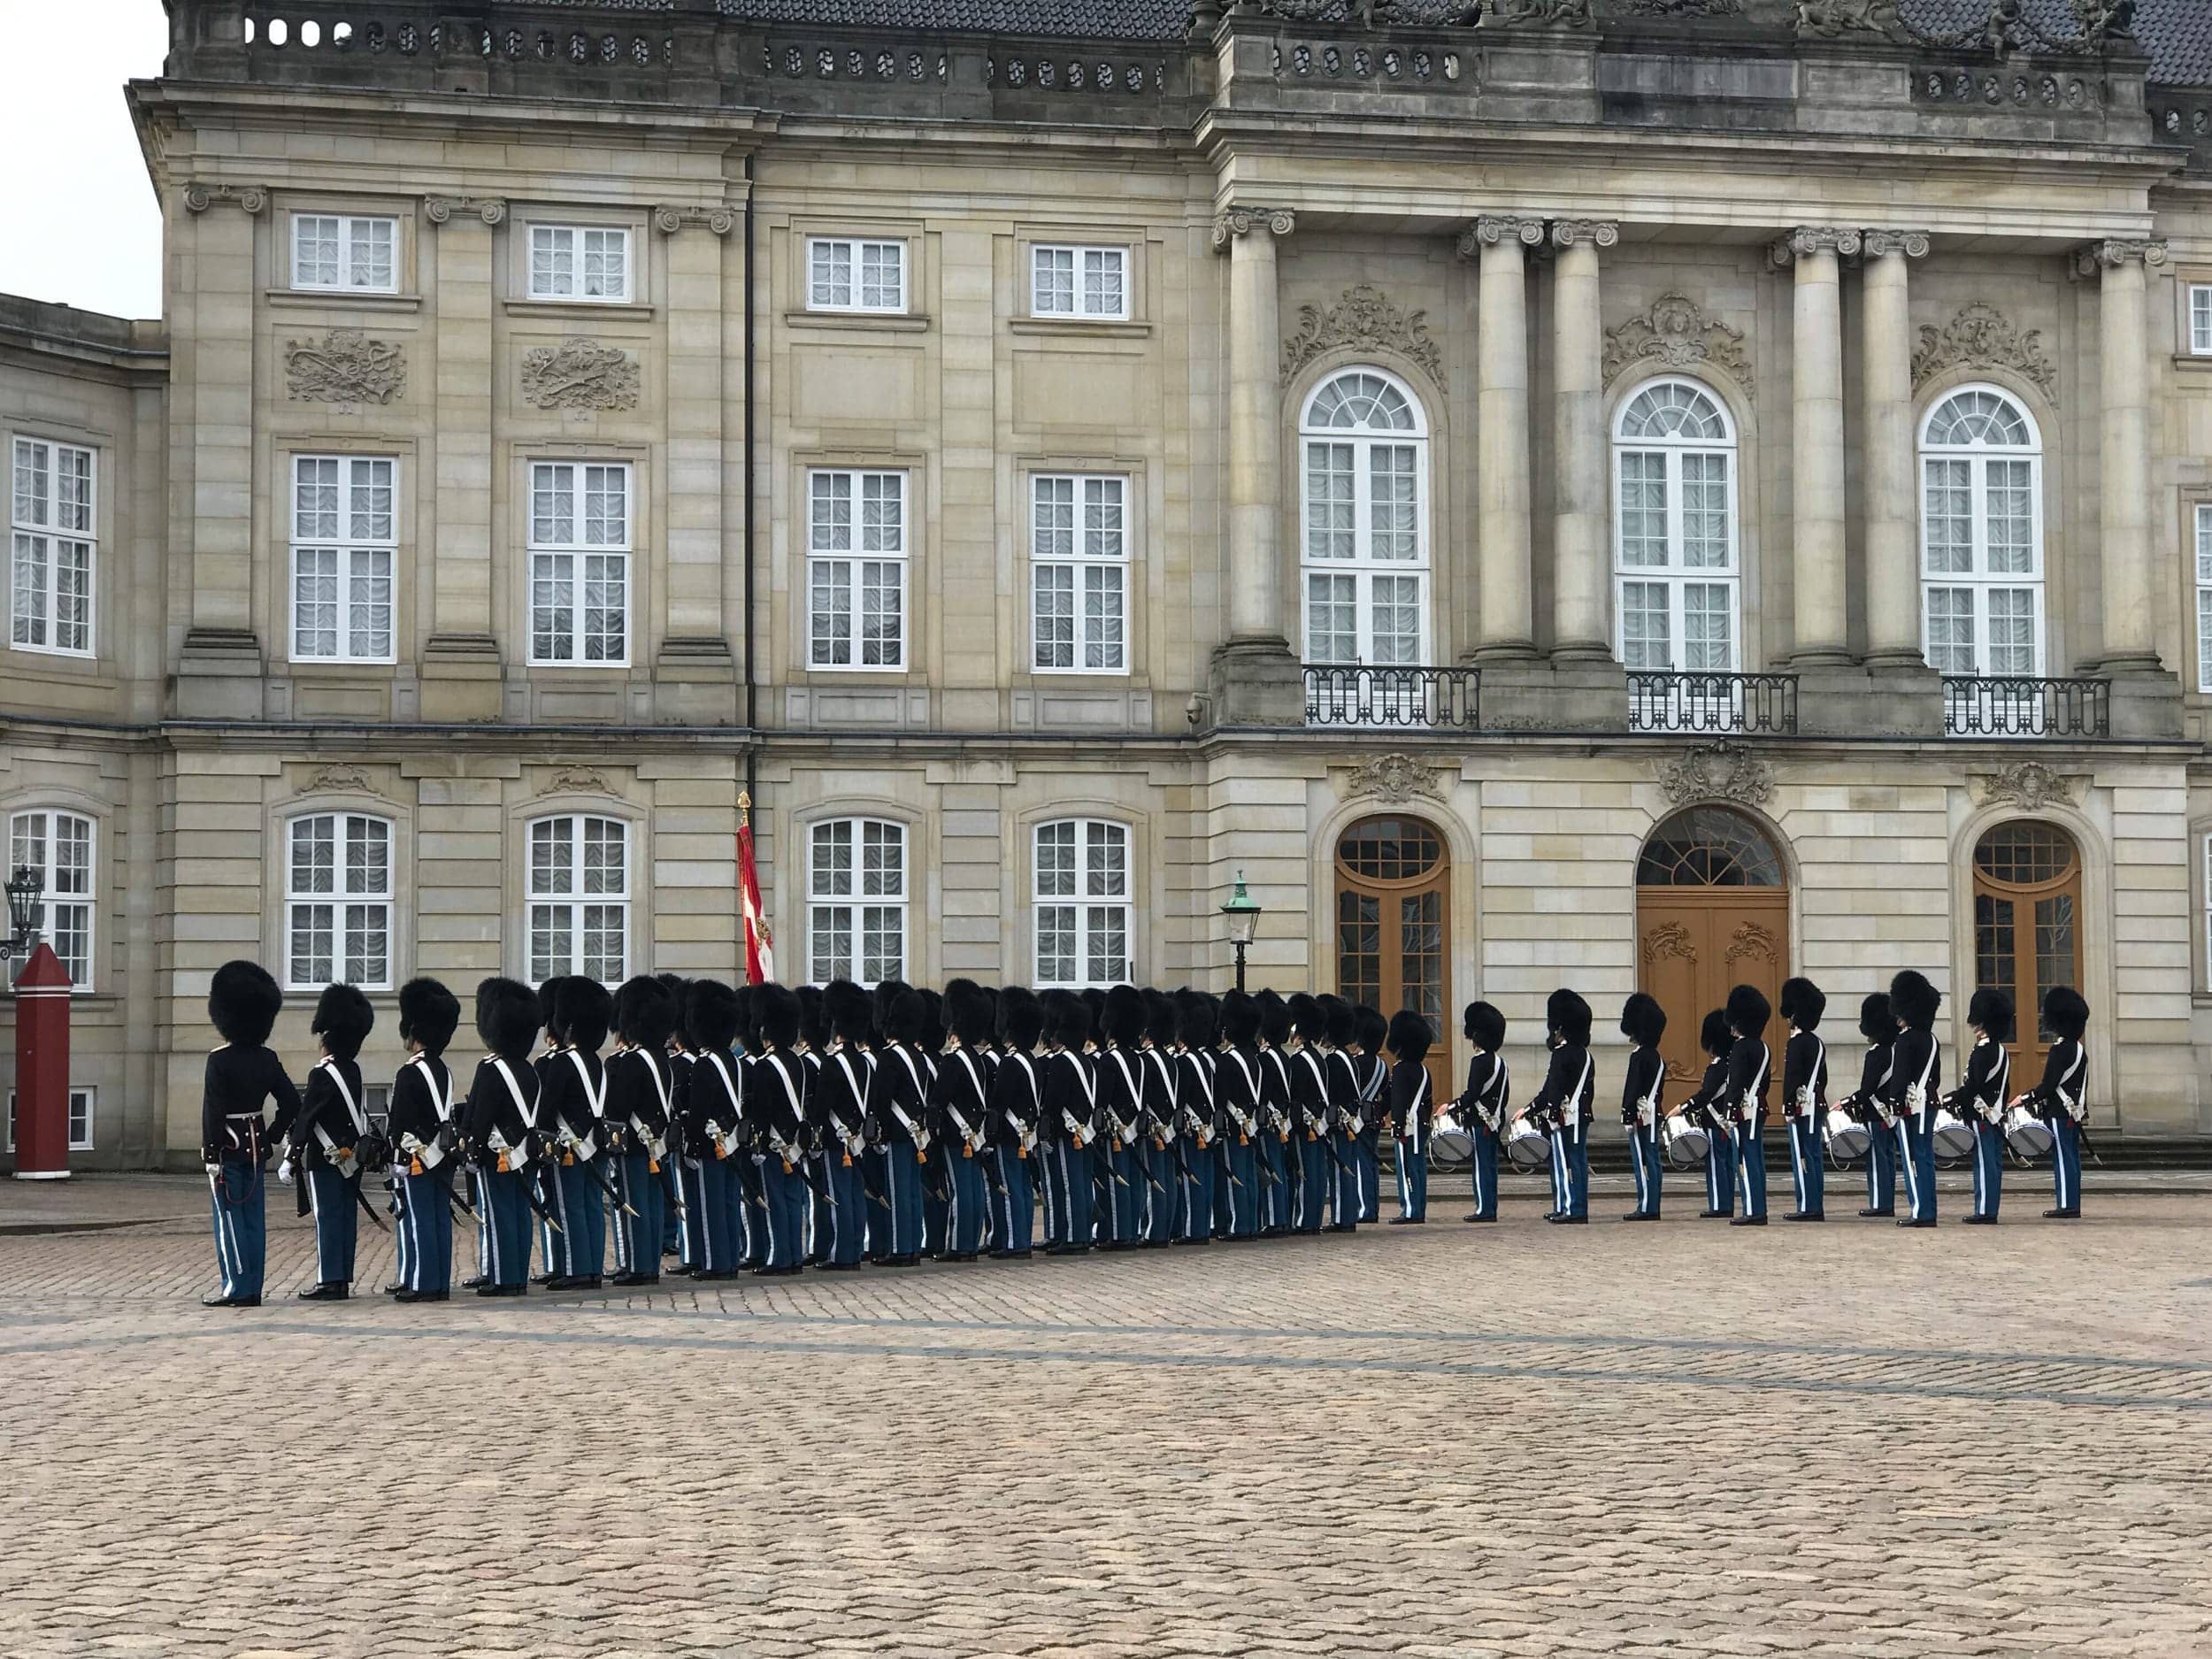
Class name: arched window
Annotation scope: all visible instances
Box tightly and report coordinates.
[1033,819,1131,988]
[285,812,392,989]
[808,817,906,987]
[1920,386,2042,679]
[1300,369,1429,666]
[8,808,94,989]
[525,814,627,984]
[1612,378,1739,673]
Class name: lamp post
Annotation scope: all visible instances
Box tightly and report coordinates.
[6,865,71,1180]
[1219,871,1262,994]
[4,865,42,983]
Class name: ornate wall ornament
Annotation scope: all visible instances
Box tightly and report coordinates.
[520,339,642,411]
[1724,921,1783,969]
[285,331,406,405]
[1656,741,1775,810]
[1973,762,2085,813]
[299,763,381,799]
[1248,0,1479,21]
[1482,0,1594,24]
[1603,294,1754,392]
[1624,0,1744,14]
[1457,216,1547,256]
[1795,0,1902,39]
[653,204,737,236]
[1640,921,1697,965]
[1340,753,1447,804]
[1211,206,1297,252]
[1281,286,1447,388]
[181,182,269,215]
[536,764,613,798]
[1911,302,2056,399]
[423,195,506,227]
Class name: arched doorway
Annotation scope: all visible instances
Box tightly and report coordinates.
[1334,813,1451,1097]
[1636,806,1789,1087]
[1972,819,2082,1082]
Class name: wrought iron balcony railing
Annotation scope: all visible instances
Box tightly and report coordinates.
[1303,664,1480,730]
[1942,675,2110,739]
[1626,671,1798,735]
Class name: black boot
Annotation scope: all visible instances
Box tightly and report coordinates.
[297,1281,349,1301]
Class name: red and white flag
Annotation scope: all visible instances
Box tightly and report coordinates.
[738,797,774,986]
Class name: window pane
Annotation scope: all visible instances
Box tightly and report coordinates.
[1034,563,1074,669]
[1086,822,1127,899]
[292,903,335,987]
[1619,579,1671,669]
[583,465,626,548]
[1033,476,1074,560]
[532,551,573,663]
[860,473,902,554]
[1924,586,1977,674]
[1618,452,1667,568]
[1986,588,2038,675]
[1369,573,1421,664]
[529,903,570,985]
[810,904,853,986]
[811,819,853,899]
[1036,903,1075,986]
[1304,442,1355,562]
[1682,581,1734,672]
[295,216,340,287]
[860,559,902,666]
[1083,563,1125,671]
[1680,451,1731,569]
[1369,445,1418,562]
[1033,248,1074,314]
[530,818,572,899]
[1985,458,2034,575]
[290,816,336,895]
[861,904,902,985]
[861,242,902,310]
[350,219,394,290]
[1084,477,1124,559]
[344,816,389,898]
[532,464,574,546]
[582,818,626,897]
[862,820,903,899]
[810,240,851,309]
[810,557,851,667]
[1306,572,1356,664]
[810,472,851,552]
[1083,249,1124,318]
[1923,458,1973,575]
[1086,904,1129,984]
[583,551,626,663]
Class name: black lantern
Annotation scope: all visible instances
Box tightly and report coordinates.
[4,864,42,961]
[1219,870,1262,995]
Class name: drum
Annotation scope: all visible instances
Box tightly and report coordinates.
[1429,1125,1474,1172]
[1504,1113,1549,1172]
[1662,1113,1709,1170]
[1931,1109,1977,1161]
[2003,1105,2054,1162]
[1822,1108,1870,1164]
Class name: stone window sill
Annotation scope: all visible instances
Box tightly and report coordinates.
[2173,353,2212,370]
[264,289,422,313]
[1009,317,1152,340]
[503,299,657,323]
[784,311,931,333]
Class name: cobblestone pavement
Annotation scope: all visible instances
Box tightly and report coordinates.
[3,1180,2208,1658]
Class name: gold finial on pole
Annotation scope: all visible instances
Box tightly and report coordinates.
[739,789,753,818]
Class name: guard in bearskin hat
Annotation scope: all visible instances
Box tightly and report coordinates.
[1617,994,1667,1223]
[1881,970,1944,1227]
[462,978,545,1295]
[1094,985,1148,1250]
[1384,1008,1436,1223]
[811,981,875,1269]
[1350,1005,1389,1223]
[1952,987,2016,1225]
[1455,1001,1509,1225]
[986,986,1045,1258]
[864,984,932,1265]
[606,975,678,1284]
[387,977,463,1302]
[1252,989,1295,1237]
[1214,990,1264,1240]
[676,979,744,1279]
[1526,990,1595,1224]
[1838,993,1898,1218]
[284,982,378,1299]
[1169,990,1220,1244]
[1136,989,1182,1247]
[539,977,614,1289]
[1722,984,1773,1226]
[1778,978,1830,1223]
[200,961,298,1308]
[2014,986,2089,1219]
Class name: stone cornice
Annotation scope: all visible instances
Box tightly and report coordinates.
[181,182,268,215]
[1211,206,1296,253]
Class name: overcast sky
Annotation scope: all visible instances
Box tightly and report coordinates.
[1,3,171,318]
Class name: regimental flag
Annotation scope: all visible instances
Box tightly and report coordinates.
[738,794,774,986]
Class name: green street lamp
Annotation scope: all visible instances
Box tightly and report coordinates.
[1220,871,1262,994]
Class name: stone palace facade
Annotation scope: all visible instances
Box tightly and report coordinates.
[7,0,2212,1165]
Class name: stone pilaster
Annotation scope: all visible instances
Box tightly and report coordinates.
[1770,226,1858,669]
[1461,215,1545,661]
[655,204,738,723]
[420,194,505,720]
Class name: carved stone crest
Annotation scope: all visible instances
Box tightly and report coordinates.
[285,331,405,406]
[1282,285,1447,388]
[520,339,641,412]
[1656,741,1774,810]
[1912,302,2056,400]
[1483,0,1593,23]
[1603,295,1753,392]
[536,764,613,798]
[1250,0,1479,22]
[1974,762,2084,813]
[1342,753,1447,805]
[301,763,379,798]
[1795,0,1901,39]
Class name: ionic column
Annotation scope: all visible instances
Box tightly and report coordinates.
[2078,237,2170,670]
[655,204,736,652]
[1770,227,1859,665]
[1859,229,1931,667]
[1461,215,1546,658]
[1214,206,1295,647]
[176,184,267,651]
[424,196,504,653]
[1549,219,1617,660]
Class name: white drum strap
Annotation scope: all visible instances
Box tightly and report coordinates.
[311,1060,368,1160]
[412,1056,455,1123]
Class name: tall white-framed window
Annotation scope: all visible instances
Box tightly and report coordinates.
[1031,245,1128,321]
[808,818,906,987]
[1299,369,1429,667]
[2196,504,2212,694]
[290,456,396,663]
[11,436,95,657]
[289,214,397,293]
[1920,385,2043,681]
[2190,285,2212,357]
[806,237,906,313]
[527,225,630,302]
[1031,474,1128,673]
[1033,819,1132,988]
[526,815,629,984]
[284,812,393,990]
[6,1087,95,1153]
[527,461,630,666]
[8,809,93,990]
[1613,378,1740,677]
[807,469,907,670]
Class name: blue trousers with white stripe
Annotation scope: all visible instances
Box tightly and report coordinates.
[558,1159,605,1279]
[1256,1134,1291,1231]
[1705,1123,1739,1216]
[816,1147,865,1264]
[758,1156,808,1269]
[398,1171,453,1293]
[1099,1141,1140,1245]
[1294,1134,1331,1232]
[1864,1116,1897,1212]
[1222,1137,1259,1237]
[534,1163,572,1279]
[1464,1121,1499,1221]
[208,1156,266,1301]
[682,1157,734,1273]
[390,1177,413,1288]
[1355,1125,1381,1222]
[478,1167,530,1287]
[304,1164,359,1286]
[1047,1141,1093,1248]
[1626,1120,1663,1217]
[1394,1136,1428,1220]
[2050,1116,2083,1213]
[1139,1140,1177,1243]
[922,1159,951,1257]
[1548,1123,1589,1219]
[943,1144,987,1256]
[1970,1119,2004,1218]
[1786,1115,1825,1217]
[1733,1120,1768,1220]
[612,1151,663,1278]
[989,1147,1034,1252]
[1898,1112,1938,1223]
[1332,1130,1363,1227]
[1176,1144,1213,1240]
[879,1141,925,1257]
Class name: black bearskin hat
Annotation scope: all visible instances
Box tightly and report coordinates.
[1173,988,1218,1050]
[796,984,830,1051]
[475,977,542,1064]
[210,960,283,1048]
[615,975,678,1051]
[1618,992,1667,1049]
[1889,970,1940,1032]
[755,983,803,1050]
[1354,1004,1387,1056]
[1044,987,1094,1049]
[1700,1008,1733,1060]
[1464,1000,1507,1053]
[1857,993,1893,1045]
[537,976,572,1044]
[397,977,462,1059]
[999,985,1046,1051]
[1219,989,1261,1047]
[885,988,931,1046]
[826,979,875,1044]
[918,988,947,1049]
[1105,984,1148,1048]
[1386,1008,1433,1065]
[1145,987,1181,1048]
[1725,983,1771,1041]
[1286,991,1325,1042]
[1255,988,1293,1046]
[684,979,742,1056]
[1779,977,1826,1033]
[1321,994,1356,1049]
[2043,986,2089,1042]
[313,983,375,1062]
[1547,988,1594,1047]
[1967,987,2016,1044]
[947,979,997,1047]
[733,983,757,1048]
[557,978,613,1054]
[1080,987,1109,1038]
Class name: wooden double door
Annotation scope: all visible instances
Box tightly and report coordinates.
[1334,814,1452,1099]
[1636,807,1790,1088]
